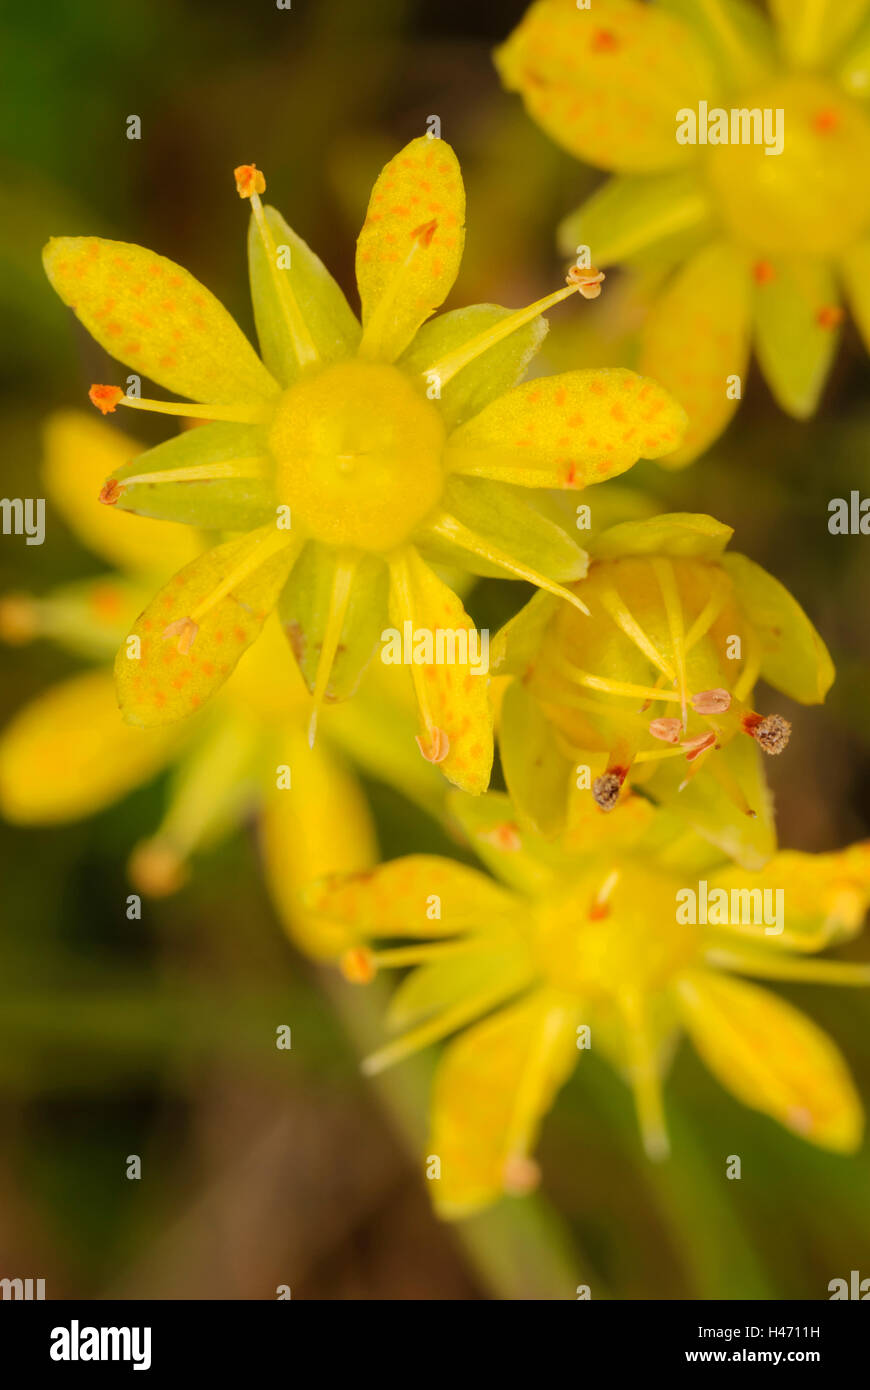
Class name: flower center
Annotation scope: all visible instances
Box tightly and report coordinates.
[535,864,699,998]
[706,77,870,254]
[268,361,446,552]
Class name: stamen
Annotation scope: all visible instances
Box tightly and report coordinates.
[416,727,450,764]
[684,570,731,653]
[307,555,357,748]
[360,981,518,1075]
[99,480,122,506]
[733,628,762,703]
[0,594,38,644]
[652,557,688,728]
[163,616,198,655]
[649,716,682,744]
[593,768,626,812]
[162,526,294,653]
[128,839,188,897]
[388,550,450,764]
[339,947,376,984]
[428,513,590,615]
[742,711,791,755]
[89,385,268,425]
[706,752,757,819]
[502,1155,541,1197]
[589,868,620,919]
[236,163,319,368]
[691,687,731,715]
[420,270,603,388]
[682,730,718,762]
[501,1002,576,1183]
[621,995,670,1162]
[107,457,269,497]
[704,946,870,988]
[555,657,683,705]
[599,582,676,680]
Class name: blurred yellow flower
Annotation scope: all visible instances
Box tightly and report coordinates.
[310,791,870,1217]
[43,138,686,794]
[0,413,442,958]
[497,0,870,461]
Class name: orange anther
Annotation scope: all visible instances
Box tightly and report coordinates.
[340,947,376,985]
[162,616,199,655]
[649,717,682,744]
[412,218,438,247]
[567,264,605,299]
[99,479,122,506]
[690,688,731,715]
[415,726,450,764]
[89,384,123,414]
[234,163,266,199]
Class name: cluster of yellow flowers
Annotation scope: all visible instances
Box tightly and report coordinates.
[4,0,870,1220]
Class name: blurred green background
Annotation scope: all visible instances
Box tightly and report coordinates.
[1,0,869,1299]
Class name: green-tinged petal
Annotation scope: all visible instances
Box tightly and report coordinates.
[649,736,777,871]
[419,476,588,584]
[248,205,361,386]
[278,542,388,702]
[0,670,180,823]
[500,679,571,837]
[399,303,547,429]
[388,548,493,795]
[446,788,563,898]
[677,969,864,1152]
[4,576,149,662]
[558,170,713,266]
[495,0,718,174]
[43,412,199,575]
[660,0,776,89]
[42,237,278,404]
[445,368,686,487]
[591,512,733,560]
[708,842,870,952]
[753,258,842,418]
[491,589,560,676]
[430,990,579,1218]
[387,946,533,1031]
[356,137,466,362]
[769,0,870,68]
[110,422,274,529]
[116,526,302,727]
[305,855,521,938]
[260,726,378,961]
[639,241,751,466]
[723,553,834,703]
[841,240,870,350]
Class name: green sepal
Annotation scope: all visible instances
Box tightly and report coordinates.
[112,423,275,530]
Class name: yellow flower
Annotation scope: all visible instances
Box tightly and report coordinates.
[309,791,870,1217]
[497,0,870,461]
[42,139,686,793]
[0,413,442,958]
[493,512,833,869]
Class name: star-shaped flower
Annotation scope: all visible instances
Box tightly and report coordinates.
[43,138,686,793]
[0,412,442,956]
[309,791,870,1217]
[497,0,870,461]
[493,512,833,869]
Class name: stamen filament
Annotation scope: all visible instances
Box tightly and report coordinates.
[91,388,268,425]
[248,190,320,368]
[704,946,870,987]
[599,582,676,681]
[652,557,688,727]
[361,979,525,1075]
[621,994,670,1161]
[555,657,683,705]
[189,525,295,627]
[359,218,439,361]
[113,457,269,490]
[307,554,357,748]
[503,1001,577,1163]
[428,513,590,615]
[684,570,731,651]
[421,279,592,388]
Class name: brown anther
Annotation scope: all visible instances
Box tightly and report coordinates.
[592,771,623,812]
[690,687,731,715]
[89,384,123,414]
[162,616,199,655]
[339,947,376,985]
[99,479,122,505]
[748,712,792,755]
[502,1153,541,1196]
[416,726,449,764]
[649,716,682,744]
[682,731,717,762]
[567,264,605,299]
[234,163,266,198]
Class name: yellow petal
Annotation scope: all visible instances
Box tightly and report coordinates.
[116,527,301,727]
[356,137,466,362]
[639,241,751,466]
[306,855,519,939]
[841,239,870,353]
[43,412,200,576]
[430,990,578,1217]
[388,548,493,794]
[677,969,864,1152]
[43,236,279,404]
[260,726,378,960]
[0,670,179,823]
[495,0,718,173]
[445,368,686,487]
